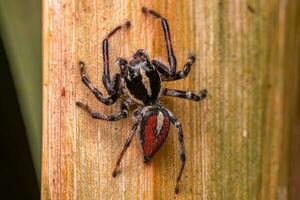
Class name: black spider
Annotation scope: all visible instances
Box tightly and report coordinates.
[76,7,207,193]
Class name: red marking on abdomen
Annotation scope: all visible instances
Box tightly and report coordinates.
[141,112,170,158]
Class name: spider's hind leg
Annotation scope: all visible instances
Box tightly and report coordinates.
[165,109,186,194]
[112,114,142,177]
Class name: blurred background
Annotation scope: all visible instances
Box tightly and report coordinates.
[0,39,39,199]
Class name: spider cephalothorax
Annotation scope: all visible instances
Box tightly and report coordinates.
[76,7,207,193]
[125,50,162,105]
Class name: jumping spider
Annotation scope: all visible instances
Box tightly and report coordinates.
[76,7,207,193]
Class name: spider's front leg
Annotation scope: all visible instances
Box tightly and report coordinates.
[142,7,195,81]
[76,99,130,121]
[152,55,196,81]
[102,21,131,94]
[163,88,207,102]
[79,61,120,105]
[142,7,177,74]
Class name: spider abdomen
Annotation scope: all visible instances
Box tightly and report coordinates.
[137,106,170,162]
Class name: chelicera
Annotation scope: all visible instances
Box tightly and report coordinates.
[76,7,207,193]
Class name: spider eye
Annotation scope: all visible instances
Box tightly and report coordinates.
[128,68,140,80]
[128,67,134,74]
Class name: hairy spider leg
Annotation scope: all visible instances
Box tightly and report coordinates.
[102,21,131,95]
[75,99,130,121]
[142,7,177,74]
[165,109,186,194]
[79,61,119,105]
[163,88,207,101]
[112,115,142,177]
[142,7,197,82]
[152,55,196,81]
